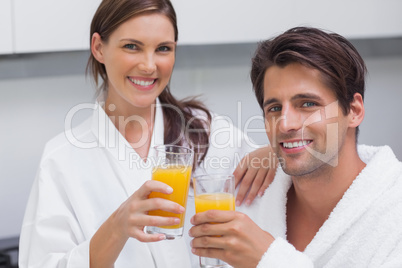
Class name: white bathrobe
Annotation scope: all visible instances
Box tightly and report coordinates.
[239,145,402,268]
[19,99,255,268]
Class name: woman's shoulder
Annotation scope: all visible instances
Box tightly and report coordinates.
[41,117,94,161]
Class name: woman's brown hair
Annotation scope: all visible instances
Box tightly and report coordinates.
[86,0,211,166]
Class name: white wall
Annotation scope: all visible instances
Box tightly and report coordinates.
[0,43,402,239]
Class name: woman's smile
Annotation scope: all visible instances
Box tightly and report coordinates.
[128,76,158,91]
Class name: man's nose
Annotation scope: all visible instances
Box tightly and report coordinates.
[278,105,303,133]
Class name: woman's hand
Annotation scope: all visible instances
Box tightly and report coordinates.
[233,145,277,206]
[189,210,274,268]
[112,179,185,242]
[90,180,184,268]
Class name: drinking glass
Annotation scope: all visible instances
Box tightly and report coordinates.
[145,145,194,239]
[193,174,235,268]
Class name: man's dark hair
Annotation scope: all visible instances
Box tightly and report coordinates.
[251,27,367,136]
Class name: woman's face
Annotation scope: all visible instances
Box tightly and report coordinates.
[92,13,176,111]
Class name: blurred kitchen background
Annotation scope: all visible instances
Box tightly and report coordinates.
[1,0,402,265]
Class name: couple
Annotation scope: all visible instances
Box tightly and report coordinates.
[19,0,402,267]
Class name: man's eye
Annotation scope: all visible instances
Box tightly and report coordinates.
[269,106,282,112]
[302,102,316,107]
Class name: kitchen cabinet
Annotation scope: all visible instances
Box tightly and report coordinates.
[13,0,101,53]
[5,0,402,54]
[172,0,402,45]
[0,0,13,55]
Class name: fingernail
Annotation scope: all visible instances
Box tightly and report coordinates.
[166,186,173,194]
[174,218,181,224]
[192,248,196,253]
[179,206,185,213]
[159,235,166,240]
[258,191,264,197]
[245,200,251,206]
[235,200,241,207]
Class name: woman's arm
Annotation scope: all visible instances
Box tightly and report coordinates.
[20,172,184,268]
[234,145,278,206]
[90,180,185,268]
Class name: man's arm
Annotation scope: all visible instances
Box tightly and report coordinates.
[189,210,313,268]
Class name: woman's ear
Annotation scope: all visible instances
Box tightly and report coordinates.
[91,32,105,63]
[348,93,365,128]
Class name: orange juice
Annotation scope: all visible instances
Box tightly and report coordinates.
[148,165,192,229]
[195,193,235,213]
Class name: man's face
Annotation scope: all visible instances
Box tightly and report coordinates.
[262,63,350,177]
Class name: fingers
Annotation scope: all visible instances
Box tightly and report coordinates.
[191,210,235,226]
[242,167,267,205]
[142,197,185,214]
[189,223,228,240]
[255,154,278,197]
[235,167,258,206]
[191,236,226,257]
[233,155,248,188]
[235,145,278,206]
[146,214,181,228]
[191,246,224,259]
[135,180,173,199]
[132,229,167,243]
[259,168,276,197]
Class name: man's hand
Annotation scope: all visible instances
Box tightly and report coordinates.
[189,210,275,268]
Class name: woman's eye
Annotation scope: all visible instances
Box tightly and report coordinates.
[124,44,137,50]
[157,46,171,52]
[302,102,316,107]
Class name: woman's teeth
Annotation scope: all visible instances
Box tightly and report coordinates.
[283,140,311,149]
[129,78,155,86]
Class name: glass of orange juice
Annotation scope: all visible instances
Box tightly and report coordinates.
[145,145,194,239]
[193,174,235,268]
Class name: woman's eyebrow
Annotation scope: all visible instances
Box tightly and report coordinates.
[120,38,144,45]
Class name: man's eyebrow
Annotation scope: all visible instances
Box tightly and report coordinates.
[263,94,323,108]
[263,98,279,108]
[291,93,323,102]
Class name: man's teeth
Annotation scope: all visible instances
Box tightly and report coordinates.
[283,140,311,149]
[129,78,155,86]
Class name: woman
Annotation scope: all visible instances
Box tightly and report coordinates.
[19,0,274,267]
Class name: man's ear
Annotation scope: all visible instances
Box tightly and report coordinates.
[348,93,365,128]
[91,32,105,63]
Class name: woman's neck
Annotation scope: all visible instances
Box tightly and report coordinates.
[104,95,156,160]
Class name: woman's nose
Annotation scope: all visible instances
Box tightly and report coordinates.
[139,54,156,74]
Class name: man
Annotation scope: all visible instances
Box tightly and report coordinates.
[189,27,402,267]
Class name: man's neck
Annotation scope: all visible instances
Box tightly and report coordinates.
[286,144,366,251]
[291,145,365,217]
